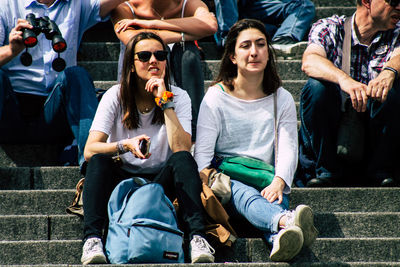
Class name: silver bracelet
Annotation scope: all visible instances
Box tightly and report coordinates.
[117,140,128,154]
[180,32,185,51]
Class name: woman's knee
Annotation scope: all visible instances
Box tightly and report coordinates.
[86,154,114,173]
[168,151,197,168]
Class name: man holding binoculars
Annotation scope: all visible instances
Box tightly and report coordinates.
[0,0,125,166]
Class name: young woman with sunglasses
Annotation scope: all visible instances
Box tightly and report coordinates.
[111,0,217,141]
[194,19,318,262]
[80,32,214,265]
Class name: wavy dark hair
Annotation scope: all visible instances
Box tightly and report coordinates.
[214,19,281,95]
[119,32,171,129]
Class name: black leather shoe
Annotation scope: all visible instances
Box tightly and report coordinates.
[380,178,395,187]
[306,178,334,187]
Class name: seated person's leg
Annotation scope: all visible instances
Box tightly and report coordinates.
[273,0,315,43]
[170,43,204,141]
[44,66,98,165]
[153,151,215,263]
[298,78,343,186]
[213,0,239,48]
[0,69,25,143]
[366,80,400,186]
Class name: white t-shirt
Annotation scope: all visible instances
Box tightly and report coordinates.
[90,84,192,174]
[194,86,298,193]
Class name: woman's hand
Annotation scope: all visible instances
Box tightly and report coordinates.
[116,19,156,33]
[145,77,166,98]
[261,176,286,204]
[123,134,151,159]
[115,19,138,33]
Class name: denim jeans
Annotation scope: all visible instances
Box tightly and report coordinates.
[213,0,315,47]
[225,180,289,244]
[297,78,400,184]
[83,151,206,241]
[0,66,98,166]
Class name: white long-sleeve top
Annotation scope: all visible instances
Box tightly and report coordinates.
[194,85,298,193]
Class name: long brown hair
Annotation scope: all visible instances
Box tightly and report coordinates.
[119,32,171,129]
[214,19,281,95]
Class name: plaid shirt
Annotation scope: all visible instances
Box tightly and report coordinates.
[308,14,400,84]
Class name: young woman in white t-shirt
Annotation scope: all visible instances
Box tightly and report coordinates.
[194,19,318,262]
[80,32,214,265]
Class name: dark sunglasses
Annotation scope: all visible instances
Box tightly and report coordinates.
[135,50,168,62]
[386,0,400,7]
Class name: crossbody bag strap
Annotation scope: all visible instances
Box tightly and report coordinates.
[340,16,352,111]
[342,17,352,75]
[273,92,278,168]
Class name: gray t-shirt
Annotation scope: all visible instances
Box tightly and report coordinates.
[194,86,298,193]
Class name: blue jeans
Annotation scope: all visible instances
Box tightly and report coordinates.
[225,180,289,244]
[214,0,315,47]
[297,78,400,184]
[0,66,98,166]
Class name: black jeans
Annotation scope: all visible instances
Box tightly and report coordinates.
[83,151,206,241]
[170,42,204,140]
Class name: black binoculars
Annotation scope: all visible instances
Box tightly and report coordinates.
[20,13,67,72]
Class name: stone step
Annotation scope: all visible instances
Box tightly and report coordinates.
[78,59,305,82]
[2,263,400,267]
[93,80,305,101]
[1,212,399,241]
[0,167,81,190]
[0,238,399,265]
[317,7,355,21]
[1,188,400,215]
[313,0,355,6]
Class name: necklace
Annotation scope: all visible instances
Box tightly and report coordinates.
[140,107,151,114]
[152,7,165,20]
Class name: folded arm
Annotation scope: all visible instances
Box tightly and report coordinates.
[111,0,217,45]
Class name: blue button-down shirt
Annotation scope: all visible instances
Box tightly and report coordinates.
[0,0,106,96]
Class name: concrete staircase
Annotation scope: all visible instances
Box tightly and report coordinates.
[2,1,400,265]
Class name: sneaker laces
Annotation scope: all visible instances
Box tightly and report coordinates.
[284,210,295,228]
[84,238,103,254]
[192,235,215,255]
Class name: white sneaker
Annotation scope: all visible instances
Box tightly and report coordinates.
[270,225,303,262]
[272,41,308,59]
[285,204,318,247]
[189,235,215,263]
[81,237,107,265]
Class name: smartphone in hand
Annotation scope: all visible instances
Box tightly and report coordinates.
[139,139,150,157]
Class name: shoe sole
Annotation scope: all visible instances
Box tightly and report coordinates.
[294,205,318,247]
[191,254,215,263]
[81,254,107,265]
[270,225,303,262]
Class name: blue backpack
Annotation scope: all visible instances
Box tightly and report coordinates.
[105,178,184,264]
